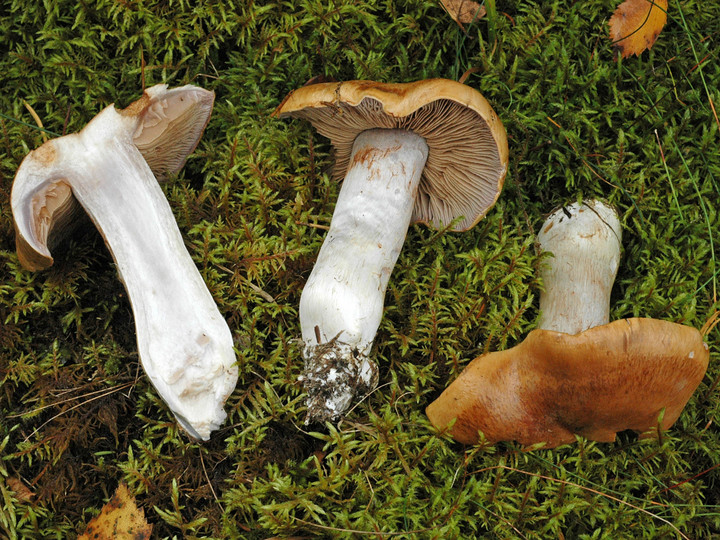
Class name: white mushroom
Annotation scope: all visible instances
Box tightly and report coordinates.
[11,85,237,440]
[298,129,428,420]
[275,79,509,422]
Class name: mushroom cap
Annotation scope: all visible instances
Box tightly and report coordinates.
[11,84,214,271]
[273,79,509,231]
[426,318,709,448]
[123,84,215,180]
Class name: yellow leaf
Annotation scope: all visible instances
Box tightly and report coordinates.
[441,0,486,26]
[78,483,152,540]
[609,0,668,58]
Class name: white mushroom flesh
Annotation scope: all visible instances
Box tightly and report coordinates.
[299,128,428,421]
[536,200,622,334]
[11,93,237,440]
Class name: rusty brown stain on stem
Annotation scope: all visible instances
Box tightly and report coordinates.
[350,144,402,169]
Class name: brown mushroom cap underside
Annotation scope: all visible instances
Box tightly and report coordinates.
[426,318,709,448]
[14,175,76,271]
[274,79,509,232]
[124,85,215,180]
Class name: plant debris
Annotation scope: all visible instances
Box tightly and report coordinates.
[78,483,152,540]
[609,0,668,58]
[441,0,487,26]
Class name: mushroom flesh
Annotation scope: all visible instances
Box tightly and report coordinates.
[11,85,238,440]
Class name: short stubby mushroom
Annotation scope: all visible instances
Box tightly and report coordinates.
[11,85,238,440]
[274,79,509,422]
[426,200,709,448]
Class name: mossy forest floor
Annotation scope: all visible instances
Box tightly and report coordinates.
[1,0,720,538]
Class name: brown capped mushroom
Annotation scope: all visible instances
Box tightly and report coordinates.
[427,318,709,447]
[11,85,237,440]
[274,79,508,422]
[426,200,709,447]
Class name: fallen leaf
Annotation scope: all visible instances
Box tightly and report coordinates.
[609,0,668,58]
[6,477,34,503]
[78,483,152,540]
[441,0,486,27]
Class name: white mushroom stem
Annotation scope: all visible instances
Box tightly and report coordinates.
[12,101,237,440]
[299,128,428,421]
[536,200,622,334]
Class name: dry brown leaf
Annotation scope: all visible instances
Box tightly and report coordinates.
[78,483,152,540]
[609,0,668,58]
[441,0,486,26]
[6,477,34,503]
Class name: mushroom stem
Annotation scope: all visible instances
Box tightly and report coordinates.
[85,112,235,439]
[12,99,236,440]
[300,128,428,421]
[536,200,622,334]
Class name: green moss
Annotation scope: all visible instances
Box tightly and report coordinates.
[1,0,719,537]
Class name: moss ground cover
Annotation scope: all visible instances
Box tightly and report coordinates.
[1,0,719,537]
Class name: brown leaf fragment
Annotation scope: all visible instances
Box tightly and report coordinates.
[609,0,668,58]
[6,477,34,503]
[441,0,486,26]
[78,483,152,540]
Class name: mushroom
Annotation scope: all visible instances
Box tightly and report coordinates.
[274,79,508,422]
[426,200,709,447]
[11,84,238,440]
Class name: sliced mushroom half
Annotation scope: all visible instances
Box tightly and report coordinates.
[11,85,237,440]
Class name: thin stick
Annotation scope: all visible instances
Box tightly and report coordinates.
[22,385,129,443]
[22,101,48,142]
[217,265,276,303]
[7,382,134,418]
[199,450,221,508]
[700,310,720,336]
[709,95,720,131]
[295,221,330,231]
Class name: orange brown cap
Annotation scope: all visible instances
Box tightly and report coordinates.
[273,79,508,231]
[426,318,709,448]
